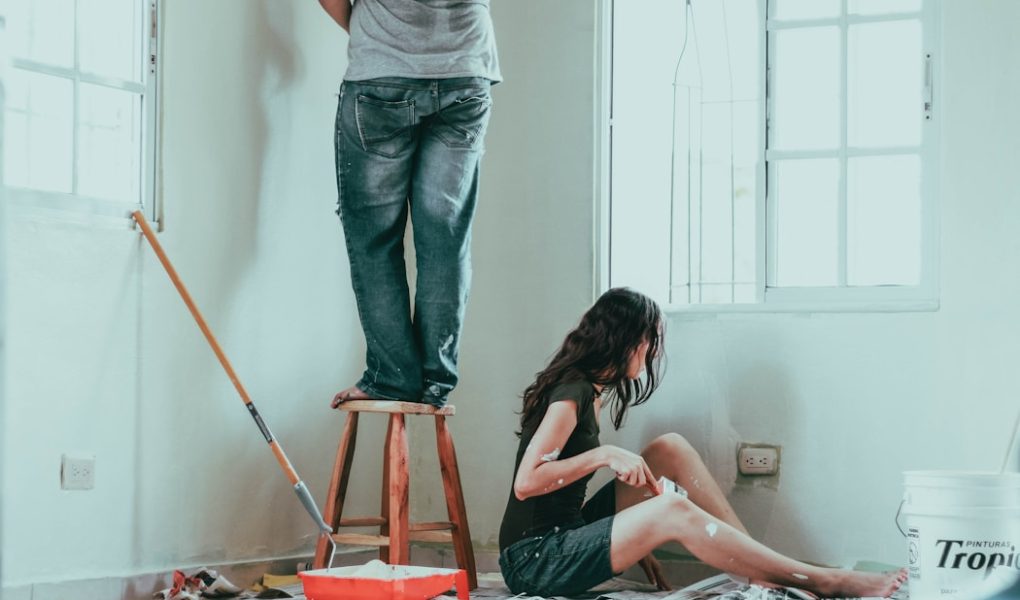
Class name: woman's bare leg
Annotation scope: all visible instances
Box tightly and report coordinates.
[610,494,906,599]
[614,433,748,534]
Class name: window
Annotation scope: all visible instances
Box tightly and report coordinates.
[3,0,159,221]
[604,0,939,311]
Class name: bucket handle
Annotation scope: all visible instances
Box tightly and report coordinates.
[894,499,907,537]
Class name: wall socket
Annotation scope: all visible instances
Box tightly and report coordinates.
[737,443,780,476]
[61,454,95,490]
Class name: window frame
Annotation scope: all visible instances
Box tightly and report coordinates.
[4,0,161,228]
[597,0,941,314]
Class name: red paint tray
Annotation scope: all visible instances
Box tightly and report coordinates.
[298,565,470,600]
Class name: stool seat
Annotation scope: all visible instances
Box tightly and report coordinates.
[336,400,456,416]
[313,399,476,590]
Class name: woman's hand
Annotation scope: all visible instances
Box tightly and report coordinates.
[599,445,656,489]
[639,554,671,591]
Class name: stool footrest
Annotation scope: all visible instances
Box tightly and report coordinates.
[409,530,454,543]
[332,533,389,547]
[332,530,455,547]
[338,517,387,527]
[409,521,455,532]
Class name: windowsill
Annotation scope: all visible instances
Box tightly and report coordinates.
[7,187,146,230]
[663,299,940,317]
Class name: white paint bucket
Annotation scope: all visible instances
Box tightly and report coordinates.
[898,471,1020,600]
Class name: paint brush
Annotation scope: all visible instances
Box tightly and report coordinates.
[646,476,686,498]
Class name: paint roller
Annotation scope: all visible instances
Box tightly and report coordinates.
[131,211,338,567]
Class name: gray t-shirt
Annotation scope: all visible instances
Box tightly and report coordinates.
[345,0,501,82]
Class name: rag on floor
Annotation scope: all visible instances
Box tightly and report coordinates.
[153,568,243,600]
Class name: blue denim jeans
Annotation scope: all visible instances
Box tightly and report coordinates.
[499,481,620,597]
[499,517,617,598]
[334,77,492,406]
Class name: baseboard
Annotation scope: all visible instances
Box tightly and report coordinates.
[0,548,348,600]
[0,544,503,600]
[1,545,715,600]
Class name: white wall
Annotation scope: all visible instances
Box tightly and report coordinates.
[8,0,1014,590]
[2,0,362,587]
[605,0,1020,568]
[1,0,600,590]
[0,9,9,593]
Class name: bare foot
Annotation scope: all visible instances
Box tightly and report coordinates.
[814,568,907,599]
[331,385,372,408]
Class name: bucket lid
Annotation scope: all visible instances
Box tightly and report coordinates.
[900,503,1020,518]
[904,471,1020,487]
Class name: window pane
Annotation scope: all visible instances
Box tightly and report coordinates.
[613,0,695,303]
[849,0,922,15]
[847,155,921,286]
[80,0,142,82]
[4,68,73,193]
[733,101,760,294]
[700,159,734,291]
[848,20,923,147]
[669,85,702,303]
[773,159,839,286]
[727,0,764,102]
[772,27,840,151]
[7,0,74,68]
[77,84,141,203]
[771,0,840,20]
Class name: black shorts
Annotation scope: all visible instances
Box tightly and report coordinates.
[499,480,618,597]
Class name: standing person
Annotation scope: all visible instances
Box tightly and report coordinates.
[319,0,499,407]
[498,288,907,598]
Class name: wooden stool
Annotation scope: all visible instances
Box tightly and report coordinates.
[312,400,477,589]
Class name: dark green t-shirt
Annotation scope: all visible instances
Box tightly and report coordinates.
[498,380,601,550]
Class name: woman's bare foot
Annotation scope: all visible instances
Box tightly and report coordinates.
[813,568,907,599]
[330,385,373,408]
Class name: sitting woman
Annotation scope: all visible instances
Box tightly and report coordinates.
[497,288,906,598]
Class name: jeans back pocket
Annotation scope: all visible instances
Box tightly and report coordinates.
[434,93,492,150]
[355,94,415,158]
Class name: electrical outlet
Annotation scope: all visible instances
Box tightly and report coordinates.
[61,454,95,490]
[737,444,779,476]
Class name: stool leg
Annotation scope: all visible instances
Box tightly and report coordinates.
[387,413,410,565]
[379,416,393,562]
[435,415,477,589]
[313,412,359,569]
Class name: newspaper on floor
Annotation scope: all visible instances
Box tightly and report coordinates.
[241,580,305,599]
[434,576,655,599]
[436,571,902,600]
[598,573,911,600]
[597,574,816,600]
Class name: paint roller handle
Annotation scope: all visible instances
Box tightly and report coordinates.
[293,480,333,534]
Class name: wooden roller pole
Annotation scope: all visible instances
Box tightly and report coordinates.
[131,210,332,536]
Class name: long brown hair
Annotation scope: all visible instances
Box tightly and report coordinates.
[519,288,664,433]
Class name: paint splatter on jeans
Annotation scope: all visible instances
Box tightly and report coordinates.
[334,77,492,406]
